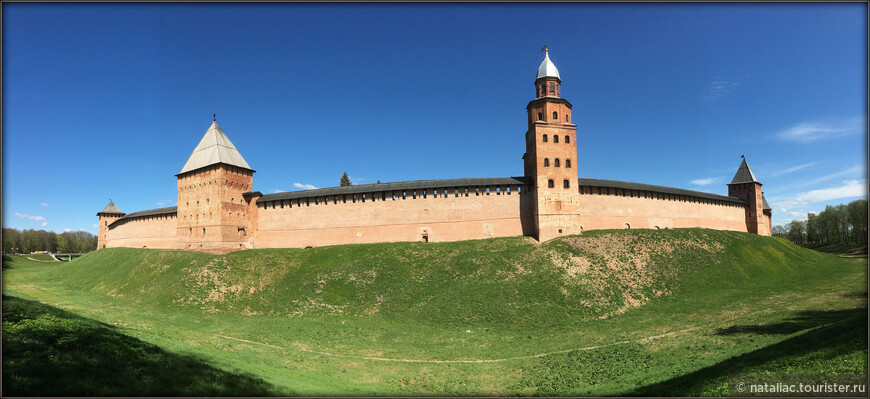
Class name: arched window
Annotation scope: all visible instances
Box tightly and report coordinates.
[543,134,548,142]
[538,112,543,121]
[553,111,558,120]
[544,158,550,167]
[549,82,555,94]
[565,159,572,168]
[553,135,559,143]
[563,179,570,189]
[540,86,545,96]
[554,158,560,167]
[565,135,570,143]
[548,179,555,188]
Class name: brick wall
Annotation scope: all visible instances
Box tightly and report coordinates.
[254,184,535,248]
[578,186,748,232]
[105,213,178,249]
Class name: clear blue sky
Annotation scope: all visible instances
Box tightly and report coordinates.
[3,3,867,235]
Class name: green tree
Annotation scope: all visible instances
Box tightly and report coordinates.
[340,172,352,187]
[847,199,868,243]
[786,220,807,244]
[771,225,787,238]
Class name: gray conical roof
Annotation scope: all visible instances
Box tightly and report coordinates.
[762,196,771,211]
[730,158,759,184]
[179,121,252,175]
[97,200,124,216]
[536,49,560,80]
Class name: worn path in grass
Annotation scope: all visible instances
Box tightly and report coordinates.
[3,229,866,396]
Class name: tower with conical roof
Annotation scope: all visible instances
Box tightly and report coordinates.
[176,118,255,251]
[727,158,770,235]
[524,46,582,241]
[96,199,125,249]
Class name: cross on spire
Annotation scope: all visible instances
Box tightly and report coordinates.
[213,113,216,122]
[541,44,548,54]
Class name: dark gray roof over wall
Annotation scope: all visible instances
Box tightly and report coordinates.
[258,177,533,203]
[578,177,748,204]
[730,159,759,184]
[762,196,771,210]
[257,175,746,205]
[117,206,178,221]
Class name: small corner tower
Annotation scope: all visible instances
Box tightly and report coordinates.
[524,46,582,241]
[176,117,255,252]
[727,157,769,235]
[96,199,125,249]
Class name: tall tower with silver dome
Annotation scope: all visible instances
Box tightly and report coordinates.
[524,46,582,241]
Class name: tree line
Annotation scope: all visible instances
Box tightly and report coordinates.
[772,199,868,245]
[2,228,97,254]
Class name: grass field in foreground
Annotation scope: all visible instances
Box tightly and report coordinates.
[2,229,867,396]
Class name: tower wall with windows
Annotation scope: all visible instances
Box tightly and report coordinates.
[176,164,254,252]
[525,71,582,241]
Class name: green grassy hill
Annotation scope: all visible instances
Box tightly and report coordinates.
[3,229,866,396]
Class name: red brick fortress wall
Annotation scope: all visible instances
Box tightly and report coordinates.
[105,213,178,249]
[578,185,748,232]
[254,184,534,248]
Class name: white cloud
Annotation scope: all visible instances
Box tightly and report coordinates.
[703,79,738,101]
[14,212,48,227]
[92,224,98,228]
[690,177,716,186]
[270,189,284,194]
[776,118,863,143]
[770,161,817,177]
[40,202,48,207]
[64,228,72,232]
[293,182,318,190]
[155,199,176,207]
[349,176,366,185]
[772,179,867,210]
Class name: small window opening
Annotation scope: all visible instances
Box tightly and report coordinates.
[555,158,560,167]
[563,179,570,189]
[548,179,555,188]
[565,135,570,143]
[202,228,206,235]
[565,159,572,168]
[544,158,550,167]
[553,111,558,120]
[543,134,548,142]
[549,82,555,93]
[554,135,559,143]
[538,112,543,121]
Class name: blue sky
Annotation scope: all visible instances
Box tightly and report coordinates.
[2,3,867,235]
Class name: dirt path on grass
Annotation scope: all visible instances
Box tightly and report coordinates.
[214,326,699,364]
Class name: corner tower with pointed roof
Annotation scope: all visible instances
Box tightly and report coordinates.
[96,200,125,249]
[524,46,582,241]
[727,158,771,235]
[176,119,255,252]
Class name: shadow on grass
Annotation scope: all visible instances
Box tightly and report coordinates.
[2,295,286,396]
[714,308,866,336]
[2,255,13,269]
[629,307,868,396]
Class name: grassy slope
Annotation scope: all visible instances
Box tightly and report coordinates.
[800,242,868,257]
[2,229,866,396]
[2,295,281,396]
[18,253,57,262]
